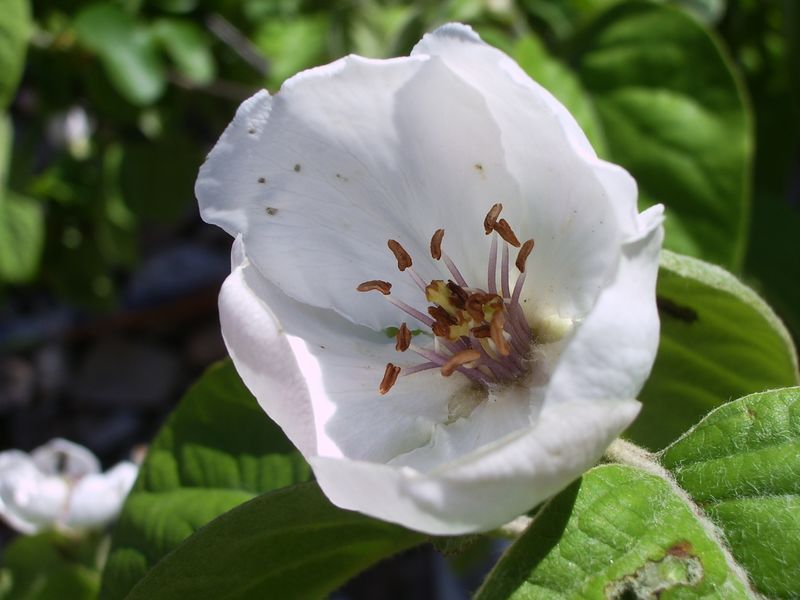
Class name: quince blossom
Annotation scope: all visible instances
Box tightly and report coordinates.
[0,439,137,534]
[197,24,663,534]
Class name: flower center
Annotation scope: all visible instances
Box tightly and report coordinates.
[358,203,535,395]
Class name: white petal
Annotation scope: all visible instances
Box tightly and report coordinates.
[413,24,639,318]
[65,461,138,530]
[198,52,525,329]
[220,238,465,462]
[545,214,664,405]
[31,438,101,478]
[0,451,69,534]
[311,398,639,534]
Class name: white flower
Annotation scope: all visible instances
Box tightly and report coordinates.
[196,24,663,535]
[0,439,138,534]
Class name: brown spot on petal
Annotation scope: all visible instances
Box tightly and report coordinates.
[396,323,411,352]
[484,203,502,234]
[388,239,413,271]
[379,363,401,394]
[258,177,266,184]
[516,239,534,272]
[430,228,445,260]
[494,219,521,247]
[441,349,481,377]
[357,280,392,295]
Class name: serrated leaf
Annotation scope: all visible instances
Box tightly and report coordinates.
[571,2,751,268]
[628,250,799,449]
[476,464,751,599]
[152,19,215,85]
[661,387,800,598]
[0,0,30,109]
[74,4,166,106]
[99,360,312,599]
[124,482,424,599]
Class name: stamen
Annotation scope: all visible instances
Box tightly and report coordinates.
[441,349,481,377]
[516,239,535,272]
[511,271,526,307]
[387,297,434,327]
[396,323,411,352]
[443,255,468,288]
[490,311,510,356]
[388,239,413,271]
[487,234,498,294]
[484,203,503,234]
[494,219,521,247]
[379,363,401,394]
[501,243,510,298]
[357,280,392,295]
[407,267,428,292]
[401,362,439,376]
[430,229,445,260]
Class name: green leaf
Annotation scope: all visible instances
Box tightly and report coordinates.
[512,35,607,153]
[253,15,329,88]
[475,464,751,599]
[628,250,799,449]
[0,191,44,283]
[123,482,424,599]
[99,360,312,599]
[0,113,11,186]
[570,2,752,268]
[152,19,216,85]
[0,532,101,600]
[74,4,166,106]
[0,0,30,109]
[661,387,800,598]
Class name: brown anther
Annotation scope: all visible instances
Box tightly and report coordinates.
[430,229,445,260]
[516,239,535,272]
[471,324,492,338]
[494,219,521,247]
[484,203,503,234]
[446,280,468,309]
[428,305,457,325]
[395,323,411,352]
[490,311,511,356]
[432,321,450,338]
[388,239,412,271]
[441,349,481,377]
[357,280,392,295]
[379,363,401,395]
[465,293,488,322]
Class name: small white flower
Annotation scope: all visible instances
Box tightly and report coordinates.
[0,439,137,534]
[197,24,663,534]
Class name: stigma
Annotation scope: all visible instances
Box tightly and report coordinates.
[358,204,536,395]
